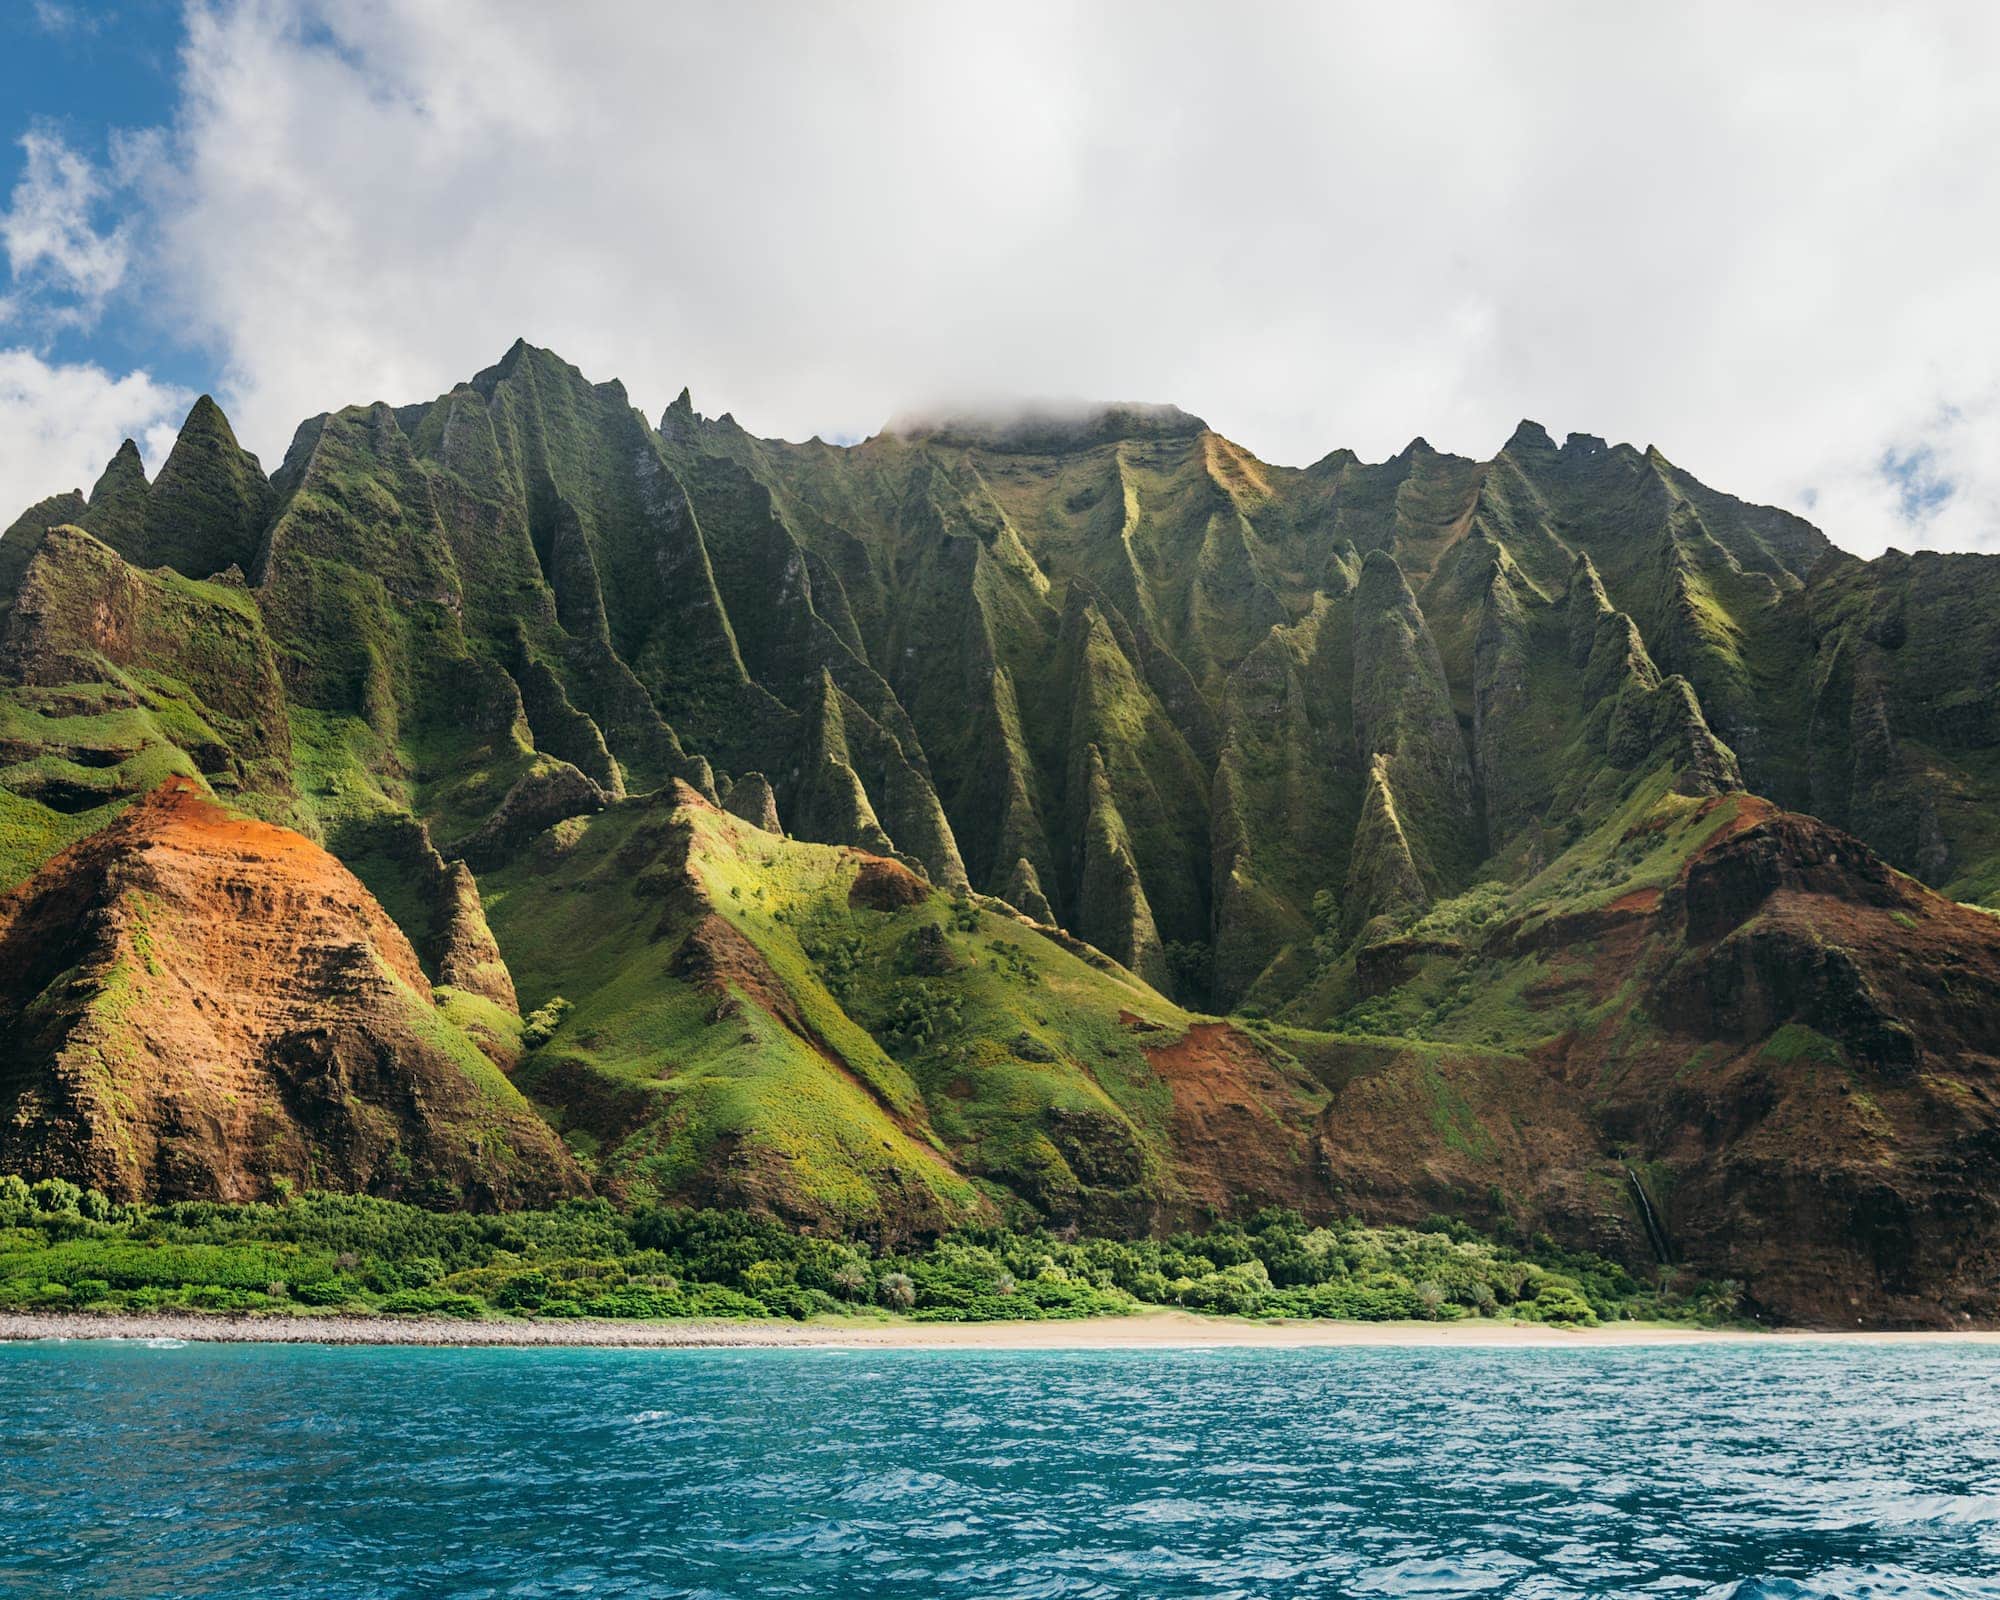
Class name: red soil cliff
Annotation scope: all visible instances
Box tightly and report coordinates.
[0,779,584,1207]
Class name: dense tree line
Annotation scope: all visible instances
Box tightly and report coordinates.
[0,1177,1740,1326]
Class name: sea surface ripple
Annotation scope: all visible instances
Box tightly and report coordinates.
[2,1342,1998,1597]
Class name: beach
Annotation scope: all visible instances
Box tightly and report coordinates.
[2,1308,1990,1349]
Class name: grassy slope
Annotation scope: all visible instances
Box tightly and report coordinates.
[481,788,1224,1232]
[0,533,298,889]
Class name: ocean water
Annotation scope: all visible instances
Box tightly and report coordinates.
[2,1342,1998,1598]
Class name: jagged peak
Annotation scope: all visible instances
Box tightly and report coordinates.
[1561,432,1610,458]
[720,770,781,834]
[181,393,234,436]
[805,666,853,761]
[1002,856,1056,924]
[1471,532,1536,599]
[808,663,842,707]
[1342,756,1430,933]
[1503,419,1557,454]
[1649,674,1742,795]
[469,337,591,400]
[0,489,90,605]
[1463,516,1503,551]
[1354,547,1417,610]
[1321,540,1363,597]
[1083,739,1113,790]
[1581,605,1661,687]
[663,776,721,815]
[330,399,417,453]
[271,412,331,492]
[158,393,267,482]
[1566,550,1612,611]
[659,385,702,444]
[90,439,148,501]
[1056,579,1105,632]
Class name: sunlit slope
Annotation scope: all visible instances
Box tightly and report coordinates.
[481,783,1335,1234]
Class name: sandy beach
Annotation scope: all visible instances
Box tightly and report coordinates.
[2,1309,1992,1350]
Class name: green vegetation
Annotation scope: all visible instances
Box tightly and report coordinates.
[0,1178,1732,1328]
[4,344,1998,1328]
[481,789,1211,1230]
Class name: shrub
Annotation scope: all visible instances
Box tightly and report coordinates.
[1310,889,1343,968]
[879,1271,916,1310]
[682,1284,769,1319]
[1525,1279,1598,1327]
[494,1271,552,1310]
[881,985,962,1052]
[521,997,573,1050]
[31,1179,83,1215]
[1162,940,1212,1005]
[574,1287,687,1319]
[1177,1261,1271,1316]
[378,1289,485,1319]
[739,1260,795,1297]
[290,1277,359,1308]
[177,1284,266,1312]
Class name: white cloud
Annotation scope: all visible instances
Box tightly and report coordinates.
[0,129,133,328]
[0,348,190,518]
[86,1,1999,555]
[31,1,104,37]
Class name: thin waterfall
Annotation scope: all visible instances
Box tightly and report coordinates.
[1624,1164,1673,1265]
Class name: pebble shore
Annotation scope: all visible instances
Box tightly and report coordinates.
[0,1308,1945,1349]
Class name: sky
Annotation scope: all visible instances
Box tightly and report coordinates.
[2,1,1997,557]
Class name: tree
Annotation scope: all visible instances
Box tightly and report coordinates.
[1310,889,1342,967]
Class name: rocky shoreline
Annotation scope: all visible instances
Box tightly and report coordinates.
[7,1308,1993,1350]
[0,1310,803,1348]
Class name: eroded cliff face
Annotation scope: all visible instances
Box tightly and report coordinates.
[1,350,1999,1324]
[1632,812,2000,1325]
[0,780,584,1208]
[1299,798,2000,1326]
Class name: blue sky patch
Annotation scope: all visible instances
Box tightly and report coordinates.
[1,0,207,396]
[1878,444,1956,525]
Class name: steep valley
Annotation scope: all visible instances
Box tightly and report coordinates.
[3,343,1998,1324]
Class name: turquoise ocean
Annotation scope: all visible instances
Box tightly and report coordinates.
[3,1341,1999,1597]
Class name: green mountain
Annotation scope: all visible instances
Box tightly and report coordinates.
[3,342,1998,1323]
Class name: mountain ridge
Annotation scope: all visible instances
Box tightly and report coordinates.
[2,340,1997,1324]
